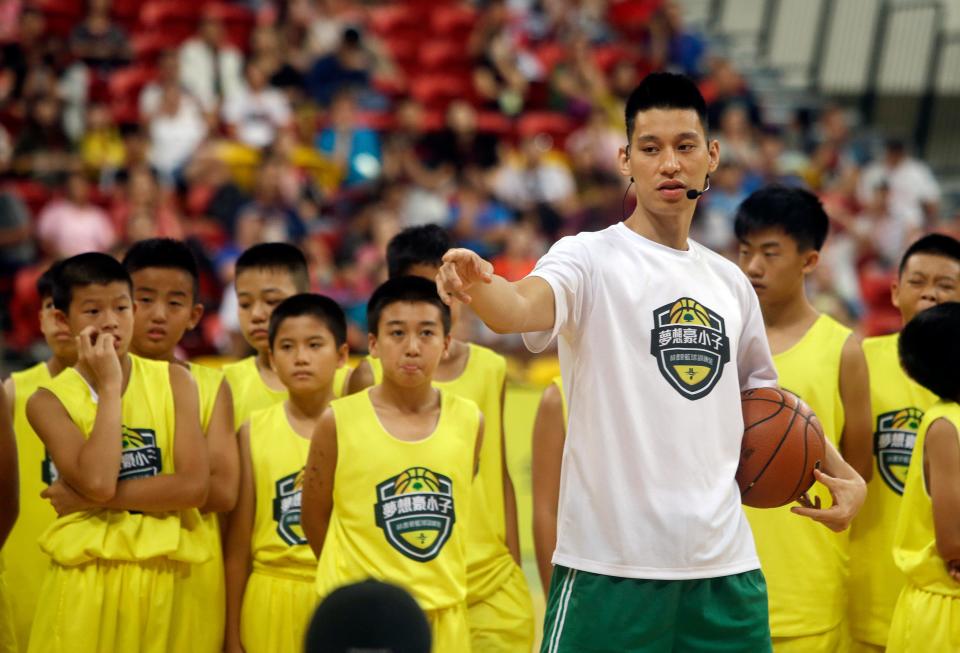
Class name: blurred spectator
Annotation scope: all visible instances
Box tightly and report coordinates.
[305,27,375,107]
[747,127,807,189]
[179,12,245,112]
[491,133,576,237]
[381,99,449,190]
[702,57,762,128]
[803,105,862,192]
[0,190,35,275]
[715,104,759,170]
[79,103,126,178]
[249,26,304,99]
[140,50,190,117]
[36,172,117,257]
[423,101,499,183]
[472,26,528,116]
[146,82,208,181]
[566,105,625,180]
[849,181,911,269]
[695,160,748,253]
[233,157,306,245]
[223,60,293,150]
[316,89,382,187]
[111,166,184,244]
[0,7,53,107]
[12,94,74,184]
[69,0,131,73]
[858,139,940,231]
[650,0,708,77]
[548,34,604,119]
[491,217,541,281]
[449,181,513,258]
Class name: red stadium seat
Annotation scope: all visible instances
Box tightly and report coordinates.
[608,0,663,37]
[112,0,145,31]
[534,42,566,74]
[430,5,477,39]
[475,111,512,136]
[418,40,471,72]
[206,4,255,51]
[385,36,420,73]
[35,0,84,39]
[517,111,577,148]
[367,5,424,39]
[4,180,51,220]
[109,65,157,103]
[132,31,186,62]
[409,75,471,111]
[140,1,202,42]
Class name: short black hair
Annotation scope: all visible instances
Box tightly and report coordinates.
[898,233,960,277]
[52,252,132,312]
[305,580,430,653]
[37,261,62,300]
[734,185,830,252]
[386,225,451,279]
[122,238,201,301]
[235,243,310,293]
[624,72,708,141]
[899,301,960,400]
[367,276,451,336]
[268,293,347,348]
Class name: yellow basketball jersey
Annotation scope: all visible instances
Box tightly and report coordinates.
[224,357,350,431]
[223,357,287,431]
[745,314,852,637]
[5,362,57,650]
[190,362,225,433]
[893,400,960,596]
[248,402,316,577]
[37,354,206,566]
[368,346,513,602]
[316,389,478,611]
[849,333,938,645]
[552,376,567,423]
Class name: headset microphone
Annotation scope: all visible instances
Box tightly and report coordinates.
[686,175,711,200]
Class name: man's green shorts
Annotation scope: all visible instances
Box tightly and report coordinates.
[540,565,772,652]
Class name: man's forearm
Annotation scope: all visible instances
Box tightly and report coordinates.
[468,276,555,334]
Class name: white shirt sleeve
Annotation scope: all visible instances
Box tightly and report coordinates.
[736,277,778,391]
[521,235,590,353]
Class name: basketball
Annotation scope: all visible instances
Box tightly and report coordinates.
[669,298,711,326]
[393,467,441,494]
[736,387,826,508]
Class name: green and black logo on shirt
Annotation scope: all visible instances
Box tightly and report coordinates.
[119,426,162,480]
[875,408,922,494]
[273,469,307,546]
[650,297,730,400]
[374,467,455,562]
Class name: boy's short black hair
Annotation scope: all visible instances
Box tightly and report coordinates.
[898,233,960,277]
[734,185,830,252]
[386,225,451,279]
[235,243,310,293]
[624,72,708,141]
[367,276,451,336]
[52,253,132,312]
[122,238,201,301]
[899,301,960,400]
[268,293,347,348]
[37,261,62,300]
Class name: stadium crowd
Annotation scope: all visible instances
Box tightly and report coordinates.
[0,0,956,363]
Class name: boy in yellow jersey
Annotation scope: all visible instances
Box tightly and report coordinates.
[848,233,960,652]
[348,225,533,652]
[303,277,483,653]
[222,243,352,430]
[532,377,565,596]
[735,186,873,653]
[2,264,77,651]
[224,293,348,653]
[23,253,209,653]
[122,238,239,652]
[887,302,960,652]
[0,387,18,653]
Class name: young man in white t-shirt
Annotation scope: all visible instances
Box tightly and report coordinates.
[437,72,867,652]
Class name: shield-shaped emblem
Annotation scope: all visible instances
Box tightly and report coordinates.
[273,468,307,545]
[119,426,162,480]
[875,408,923,495]
[375,467,456,562]
[650,297,731,400]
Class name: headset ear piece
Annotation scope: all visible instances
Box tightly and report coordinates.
[630,177,634,183]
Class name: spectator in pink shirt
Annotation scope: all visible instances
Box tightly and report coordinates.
[36,172,117,257]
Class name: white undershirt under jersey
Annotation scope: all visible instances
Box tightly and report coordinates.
[523,223,777,580]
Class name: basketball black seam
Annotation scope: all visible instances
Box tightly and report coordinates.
[743,399,800,503]
[785,418,811,505]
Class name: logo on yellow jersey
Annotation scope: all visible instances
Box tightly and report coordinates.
[650,297,730,400]
[119,426,162,480]
[273,468,307,546]
[875,408,923,494]
[375,467,455,562]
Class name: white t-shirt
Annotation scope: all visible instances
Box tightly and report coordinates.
[857,158,940,229]
[523,223,777,580]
